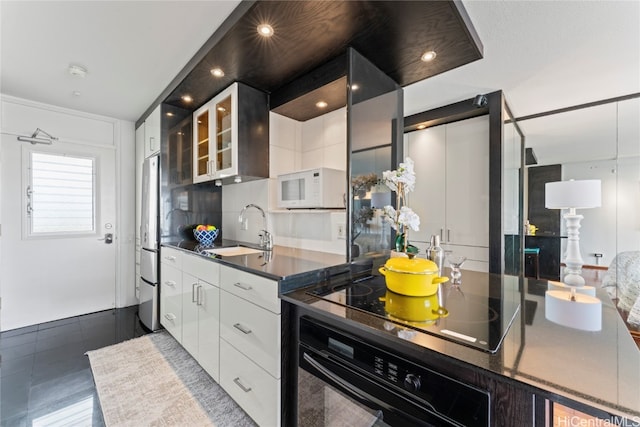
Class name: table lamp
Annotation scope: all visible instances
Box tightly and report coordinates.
[544,179,602,331]
[545,179,601,289]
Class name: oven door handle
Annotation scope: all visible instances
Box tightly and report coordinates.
[303,352,374,404]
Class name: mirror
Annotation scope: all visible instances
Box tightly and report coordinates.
[519,95,640,328]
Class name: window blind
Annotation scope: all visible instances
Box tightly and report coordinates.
[30,152,95,234]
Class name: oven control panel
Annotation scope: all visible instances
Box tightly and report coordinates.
[300,316,490,427]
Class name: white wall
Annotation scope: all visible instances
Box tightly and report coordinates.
[0,95,135,330]
[222,110,347,255]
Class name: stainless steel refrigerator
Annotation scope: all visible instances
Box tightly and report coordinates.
[139,155,160,331]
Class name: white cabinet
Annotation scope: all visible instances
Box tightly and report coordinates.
[160,261,183,341]
[220,339,280,427]
[192,82,269,184]
[219,265,281,426]
[407,115,490,271]
[181,253,220,382]
[143,105,161,159]
[160,247,183,341]
[159,247,220,381]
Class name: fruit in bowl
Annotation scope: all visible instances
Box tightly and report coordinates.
[193,225,219,246]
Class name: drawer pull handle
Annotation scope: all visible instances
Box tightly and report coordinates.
[233,323,252,334]
[234,282,252,291]
[164,313,176,321]
[164,255,176,261]
[164,280,176,287]
[233,377,252,393]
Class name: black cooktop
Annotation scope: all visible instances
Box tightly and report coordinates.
[308,272,521,353]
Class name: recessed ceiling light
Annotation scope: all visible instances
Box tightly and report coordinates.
[217,106,226,112]
[210,68,225,78]
[166,112,174,117]
[316,101,328,109]
[181,95,193,103]
[234,176,242,183]
[417,124,426,130]
[351,84,360,91]
[257,24,274,37]
[421,50,437,62]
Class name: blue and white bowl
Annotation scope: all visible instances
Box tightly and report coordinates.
[193,229,219,247]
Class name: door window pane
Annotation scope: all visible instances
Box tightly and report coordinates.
[29,152,95,234]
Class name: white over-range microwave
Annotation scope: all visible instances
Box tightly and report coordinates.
[277,167,346,209]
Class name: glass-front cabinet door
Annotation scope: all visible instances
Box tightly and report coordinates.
[192,83,239,183]
[193,103,212,183]
[213,87,236,178]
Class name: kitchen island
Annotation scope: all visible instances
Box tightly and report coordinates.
[161,241,640,425]
[282,265,640,426]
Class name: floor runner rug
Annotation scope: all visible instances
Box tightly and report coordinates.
[87,331,255,427]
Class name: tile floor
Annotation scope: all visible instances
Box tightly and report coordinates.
[0,306,149,426]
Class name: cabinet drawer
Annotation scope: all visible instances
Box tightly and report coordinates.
[220,291,281,378]
[160,298,181,342]
[220,339,280,427]
[220,266,280,314]
[161,246,183,269]
[160,263,182,298]
[182,253,219,286]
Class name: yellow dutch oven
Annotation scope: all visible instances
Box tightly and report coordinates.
[380,290,443,323]
[378,257,449,296]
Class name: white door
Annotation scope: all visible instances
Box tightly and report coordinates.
[0,139,117,330]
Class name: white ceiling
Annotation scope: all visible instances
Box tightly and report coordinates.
[0,0,241,122]
[1,1,639,125]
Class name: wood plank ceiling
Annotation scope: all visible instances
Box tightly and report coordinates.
[159,0,482,125]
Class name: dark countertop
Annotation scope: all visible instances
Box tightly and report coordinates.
[161,240,640,419]
[161,239,349,291]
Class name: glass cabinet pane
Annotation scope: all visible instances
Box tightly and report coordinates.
[196,109,209,177]
[215,95,232,172]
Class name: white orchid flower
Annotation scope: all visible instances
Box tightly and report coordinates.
[398,206,420,231]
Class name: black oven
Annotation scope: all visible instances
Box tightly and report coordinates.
[297,316,490,427]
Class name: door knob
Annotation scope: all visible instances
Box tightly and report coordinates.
[98,233,113,244]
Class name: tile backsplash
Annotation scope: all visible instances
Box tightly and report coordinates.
[221,109,347,255]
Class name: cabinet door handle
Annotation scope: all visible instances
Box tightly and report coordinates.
[164,280,176,288]
[164,255,176,261]
[233,282,252,291]
[196,285,203,306]
[192,283,198,303]
[164,313,176,321]
[233,377,252,393]
[447,229,451,242]
[233,323,252,334]
[440,228,444,242]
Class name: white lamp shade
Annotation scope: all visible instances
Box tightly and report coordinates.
[545,179,601,209]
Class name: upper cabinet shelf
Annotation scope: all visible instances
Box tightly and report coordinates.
[192,82,269,185]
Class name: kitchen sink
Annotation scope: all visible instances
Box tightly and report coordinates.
[204,246,263,257]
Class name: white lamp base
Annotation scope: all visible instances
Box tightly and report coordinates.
[547,281,596,297]
[545,290,602,331]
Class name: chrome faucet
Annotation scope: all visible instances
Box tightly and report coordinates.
[238,204,273,250]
